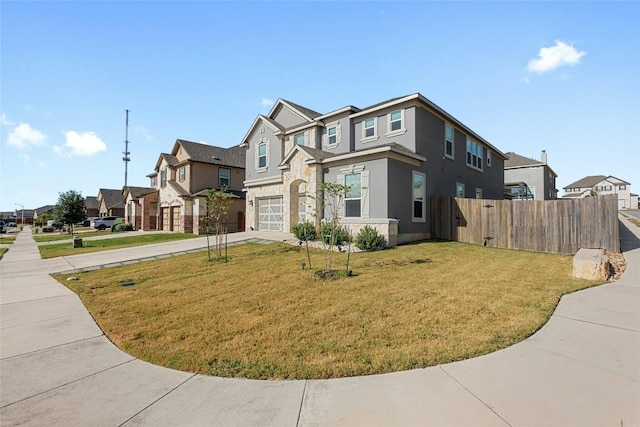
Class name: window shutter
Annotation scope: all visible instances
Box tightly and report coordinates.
[336,123,342,144]
[361,170,370,219]
[304,131,309,146]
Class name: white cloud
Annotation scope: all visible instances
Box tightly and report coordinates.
[134,125,154,141]
[261,97,274,108]
[7,123,47,149]
[527,40,586,74]
[1,113,15,127]
[62,131,107,156]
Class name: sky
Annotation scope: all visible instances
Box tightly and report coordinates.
[1,1,639,213]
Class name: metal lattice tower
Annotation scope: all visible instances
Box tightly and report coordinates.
[123,109,131,187]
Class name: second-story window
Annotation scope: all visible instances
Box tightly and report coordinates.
[219,168,230,187]
[328,126,337,144]
[487,150,492,167]
[388,109,404,132]
[258,142,267,169]
[620,185,627,190]
[294,133,305,146]
[178,166,185,182]
[445,124,454,158]
[466,138,483,171]
[363,117,376,139]
[150,176,157,187]
[160,169,167,188]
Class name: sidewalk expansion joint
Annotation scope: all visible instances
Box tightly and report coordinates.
[0,334,106,361]
[0,357,136,409]
[119,373,198,426]
[295,380,308,427]
[439,366,513,427]
[554,314,640,333]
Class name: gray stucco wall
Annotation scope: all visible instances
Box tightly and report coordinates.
[244,124,282,182]
[319,113,354,154]
[505,166,556,200]
[272,105,307,129]
[353,106,417,153]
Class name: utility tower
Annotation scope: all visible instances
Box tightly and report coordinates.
[123,109,131,188]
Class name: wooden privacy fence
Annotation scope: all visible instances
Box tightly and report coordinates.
[431,194,620,254]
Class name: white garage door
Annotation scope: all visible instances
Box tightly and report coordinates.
[258,197,283,231]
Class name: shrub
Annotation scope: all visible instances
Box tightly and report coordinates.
[291,220,316,241]
[111,218,133,232]
[355,225,386,251]
[320,221,349,245]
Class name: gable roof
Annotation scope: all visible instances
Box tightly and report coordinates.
[174,139,245,168]
[564,175,621,189]
[279,99,322,120]
[154,153,180,172]
[279,145,337,167]
[34,205,55,215]
[85,196,99,209]
[123,186,156,200]
[504,152,545,168]
[98,188,125,209]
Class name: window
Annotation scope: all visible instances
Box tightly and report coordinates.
[620,185,627,190]
[328,126,337,144]
[294,133,305,146]
[345,173,361,217]
[445,124,454,158]
[475,188,483,199]
[389,109,403,132]
[257,143,267,169]
[605,185,612,191]
[150,176,157,187]
[160,169,167,188]
[178,166,185,182]
[412,172,426,221]
[456,182,465,198]
[363,117,376,139]
[219,168,230,187]
[466,138,483,170]
[487,151,492,167]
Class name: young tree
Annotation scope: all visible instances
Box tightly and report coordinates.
[54,190,86,235]
[201,187,233,261]
[319,182,349,272]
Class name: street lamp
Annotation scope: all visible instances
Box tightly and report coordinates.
[14,203,24,226]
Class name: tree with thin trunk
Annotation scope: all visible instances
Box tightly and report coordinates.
[201,187,233,261]
[319,182,349,272]
[54,190,85,235]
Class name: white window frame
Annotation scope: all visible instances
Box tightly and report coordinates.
[386,108,406,136]
[466,138,483,171]
[361,117,378,142]
[150,176,157,187]
[219,168,230,187]
[256,139,269,172]
[475,188,483,199]
[456,182,465,198]
[178,166,186,182]
[324,121,341,149]
[444,123,455,159]
[328,126,337,145]
[412,171,426,222]
[160,169,167,188]
[344,172,362,218]
[294,132,305,146]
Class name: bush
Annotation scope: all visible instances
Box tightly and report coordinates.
[355,225,386,251]
[111,218,133,232]
[320,221,349,245]
[291,220,316,241]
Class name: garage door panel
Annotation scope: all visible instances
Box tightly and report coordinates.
[258,197,283,231]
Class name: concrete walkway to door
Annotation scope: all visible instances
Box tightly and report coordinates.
[1,219,639,426]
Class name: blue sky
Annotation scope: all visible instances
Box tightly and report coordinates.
[1,1,639,212]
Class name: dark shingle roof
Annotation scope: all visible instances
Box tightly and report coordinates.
[124,186,156,200]
[297,146,336,161]
[504,152,544,168]
[167,181,191,197]
[34,205,55,215]
[99,189,125,209]
[161,153,180,167]
[85,196,99,209]
[564,175,609,189]
[281,100,322,120]
[176,140,245,169]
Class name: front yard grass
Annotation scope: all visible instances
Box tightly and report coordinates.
[56,241,600,380]
[0,236,16,244]
[39,233,201,259]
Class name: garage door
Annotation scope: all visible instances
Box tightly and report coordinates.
[172,207,181,231]
[162,207,171,231]
[258,197,283,231]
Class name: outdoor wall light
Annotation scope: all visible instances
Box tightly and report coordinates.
[248,200,253,207]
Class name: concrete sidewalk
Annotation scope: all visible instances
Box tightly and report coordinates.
[1,222,638,426]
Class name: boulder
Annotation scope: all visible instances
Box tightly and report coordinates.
[573,248,611,281]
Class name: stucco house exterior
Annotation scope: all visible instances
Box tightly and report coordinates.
[504,151,558,200]
[562,175,633,209]
[97,189,125,217]
[146,139,246,233]
[241,93,507,245]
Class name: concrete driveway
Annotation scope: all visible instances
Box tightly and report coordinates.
[1,221,638,426]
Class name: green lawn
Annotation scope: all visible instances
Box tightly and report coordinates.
[34,231,115,243]
[0,247,7,257]
[39,233,202,258]
[56,241,600,380]
[0,236,16,244]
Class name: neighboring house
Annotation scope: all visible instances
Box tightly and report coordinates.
[562,175,633,209]
[123,186,158,230]
[85,196,99,218]
[504,151,558,200]
[147,139,246,233]
[11,209,35,224]
[240,93,507,245]
[33,205,55,220]
[97,189,126,217]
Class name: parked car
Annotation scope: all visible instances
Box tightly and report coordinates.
[7,222,17,228]
[46,220,62,229]
[0,221,5,233]
[90,216,119,230]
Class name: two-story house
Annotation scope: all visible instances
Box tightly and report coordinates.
[147,139,246,233]
[97,189,125,217]
[241,93,507,246]
[123,186,157,230]
[504,151,558,200]
[562,175,633,209]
